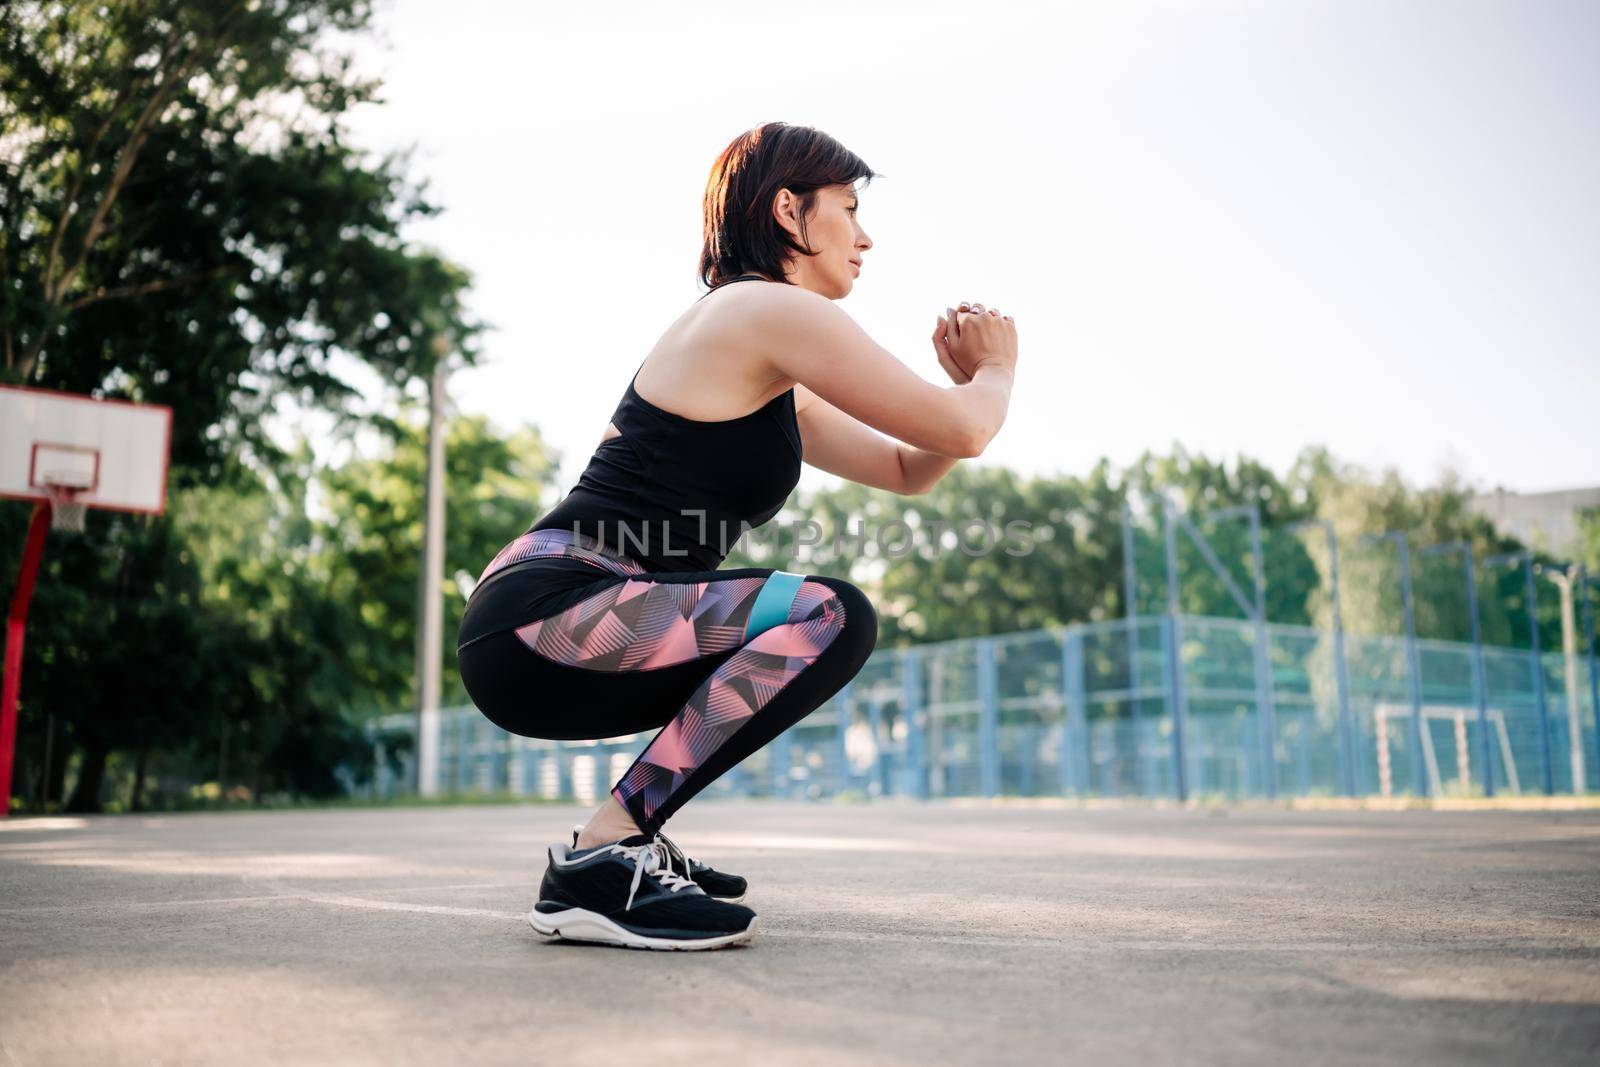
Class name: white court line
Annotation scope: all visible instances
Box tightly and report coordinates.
[271,897,1542,954]
[258,894,1064,945]
[4,889,1575,955]
[0,817,90,832]
[0,886,528,917]
[381,881,532,895]
[294,893,525,921]
[0,894,305,915]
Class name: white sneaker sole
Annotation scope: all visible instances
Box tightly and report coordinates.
[527,906,757,951]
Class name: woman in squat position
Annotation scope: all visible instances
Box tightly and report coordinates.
[458,121,1018,950]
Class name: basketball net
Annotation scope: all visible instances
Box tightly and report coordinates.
[42,475,90,534]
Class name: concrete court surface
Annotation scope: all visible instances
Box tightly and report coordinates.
[1,802,1598,1066]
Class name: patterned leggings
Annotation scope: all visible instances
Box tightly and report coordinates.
[457,528,878,836]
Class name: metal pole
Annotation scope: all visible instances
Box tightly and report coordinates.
[1463,547,1493,797]
[1,503,52,817]
[866,694,888,796]
[1551,566,1586,792]
[554,738,571,800]
[455,711,471,794]
[1122,504,1144,761]
[1395,535,1427,796]
[1325,525,1357,797]
[1524,556,1553,795]
[492,724,509,794]
[1248,507,1278,798]
[770,723,792,799]
[1162,498,1190,801]
[836,680,853,794]
[1062,630,1089,797]
[1582,571,1599,794]
[977,639,1000,798]
[415,358,448,797]
[901,648,927,800]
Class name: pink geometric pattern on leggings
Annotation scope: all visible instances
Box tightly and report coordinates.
[514,573,771,670]
[613,580,847,826]
[478,527,645,584]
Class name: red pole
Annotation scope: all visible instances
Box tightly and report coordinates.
[1,501,52,816]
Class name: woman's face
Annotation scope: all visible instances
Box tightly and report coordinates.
[776,183,872,298]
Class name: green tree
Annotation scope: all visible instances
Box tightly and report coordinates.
[1576,508,1600,575]
[1290,451,1527,645]
[0,0,480,810]
[315,413,560,711]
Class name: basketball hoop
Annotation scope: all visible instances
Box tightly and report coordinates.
[42,474,91,534]
[2,385,173,815]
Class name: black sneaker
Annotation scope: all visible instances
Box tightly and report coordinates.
[569,825,749,903]
[657,830,749,903]
[530,835,756,950]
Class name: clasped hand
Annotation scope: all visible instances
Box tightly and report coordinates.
[932,301,1018,384]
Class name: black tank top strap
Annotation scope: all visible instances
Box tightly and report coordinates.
[698,272,771,300]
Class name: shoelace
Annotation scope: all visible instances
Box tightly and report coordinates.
[594,839,698,911]
[654,831,702,878]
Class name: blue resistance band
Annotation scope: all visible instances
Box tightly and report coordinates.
[743,570,805,641]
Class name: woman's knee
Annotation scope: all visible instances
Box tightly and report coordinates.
[800,575,879,666]
[740,569,878,670]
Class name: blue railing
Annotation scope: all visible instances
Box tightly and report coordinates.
[359,613,1600,803]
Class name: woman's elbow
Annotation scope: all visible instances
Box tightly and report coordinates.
[945,422,991,460]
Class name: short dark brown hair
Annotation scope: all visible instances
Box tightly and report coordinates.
[699,123,877,289]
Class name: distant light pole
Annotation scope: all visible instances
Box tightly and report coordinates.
[1535,561,1586,793]
[416,351,450,796]
[1583,569,1600,793]
[1160,496,1190,802]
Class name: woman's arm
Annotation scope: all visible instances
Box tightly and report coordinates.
[793,384,962,494]
[742,285,1016,460]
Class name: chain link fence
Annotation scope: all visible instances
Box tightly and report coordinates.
[356,612,1600,804]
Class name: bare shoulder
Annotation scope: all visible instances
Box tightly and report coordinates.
[634,282,805,416]
[699,281,858,372]
[693,278,834,332]
[709,278,837,322]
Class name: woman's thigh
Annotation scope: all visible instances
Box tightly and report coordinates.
[457,566,821,741]
[458,628,742,739]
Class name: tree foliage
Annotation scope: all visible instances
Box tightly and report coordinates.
[754,444,1562,653]
[0,0,480,811]
[315,413,559,709]
[2,0,479,466]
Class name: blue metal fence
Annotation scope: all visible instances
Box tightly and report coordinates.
[358,612,1600,803]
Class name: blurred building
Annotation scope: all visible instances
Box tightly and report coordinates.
[1469,486,1600,558]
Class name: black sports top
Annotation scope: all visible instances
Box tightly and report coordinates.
[527,275,802,573]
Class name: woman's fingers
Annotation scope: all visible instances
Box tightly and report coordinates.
[936,345,970,384]
[933,316,971,381]
[939,348,971,383]
[956,301,1005,318]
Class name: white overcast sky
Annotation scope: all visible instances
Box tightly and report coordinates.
[343,0,1598,497]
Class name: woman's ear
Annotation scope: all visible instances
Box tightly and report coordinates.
[771,187,802,242]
